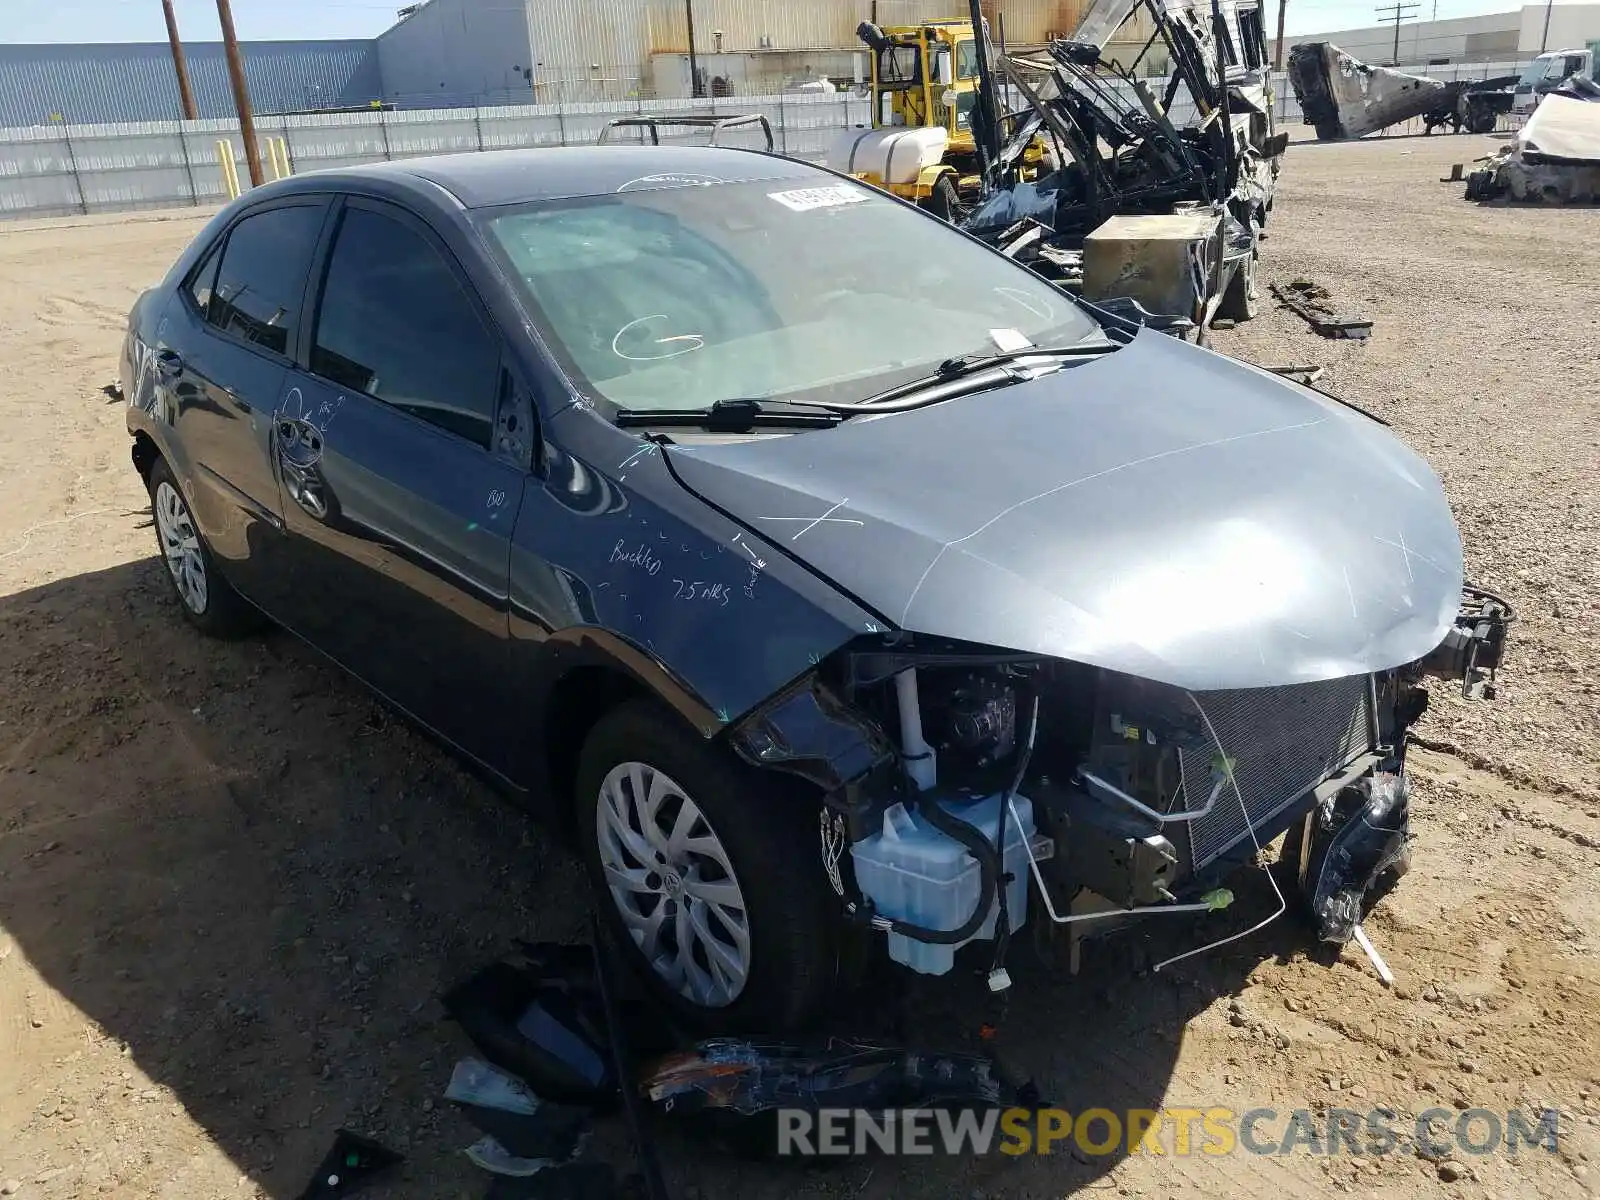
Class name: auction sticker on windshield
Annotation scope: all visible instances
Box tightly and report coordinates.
[769,185,872,212]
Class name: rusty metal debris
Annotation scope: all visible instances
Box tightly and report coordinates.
[1269,279,1372,340]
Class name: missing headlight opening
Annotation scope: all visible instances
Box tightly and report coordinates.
[731,584,1513,986]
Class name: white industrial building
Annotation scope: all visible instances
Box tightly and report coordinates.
[1277,2,1600,67]
[373,0,1140,105]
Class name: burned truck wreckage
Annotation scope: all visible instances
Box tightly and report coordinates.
[958,0,1286,336]
[1287,42,1517,140]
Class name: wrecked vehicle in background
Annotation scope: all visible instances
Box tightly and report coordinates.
[1467,91,1600,202]
[963,0,1286,337]
[1288,43,1442,140]
[1511,46,1599,116]
[1288,42,1516,139]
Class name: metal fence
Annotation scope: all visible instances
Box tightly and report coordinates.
[0,57,1526,221]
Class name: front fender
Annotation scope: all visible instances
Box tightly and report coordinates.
[509,406,886,736]
[915,163,956,197]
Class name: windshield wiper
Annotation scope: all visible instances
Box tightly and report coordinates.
[849,342,1118,410]
[614,396,845,431]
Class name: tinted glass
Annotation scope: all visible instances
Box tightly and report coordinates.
[483,179,1099,414]
[187,242,221,318]
[209,205,324,356]
[311,206,500,447]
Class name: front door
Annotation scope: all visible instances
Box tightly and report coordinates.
[273,197,526,772]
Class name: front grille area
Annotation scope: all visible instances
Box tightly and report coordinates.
[1175,675,1374,870]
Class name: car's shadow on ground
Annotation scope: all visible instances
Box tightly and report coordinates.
[0,552,1325,1199]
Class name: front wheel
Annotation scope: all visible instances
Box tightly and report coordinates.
[921,174,961,223]
[575,701,839,1033]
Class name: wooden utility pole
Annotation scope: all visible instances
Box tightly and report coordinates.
[162,0,198,120]
[684,0,701,98]
[216,0,264,187]
[1274,0,1288,70]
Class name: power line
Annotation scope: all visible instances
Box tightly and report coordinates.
[1374,2,1420,64]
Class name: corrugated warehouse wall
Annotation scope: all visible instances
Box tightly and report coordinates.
[0,41,382,127]
[376,0,538,108]
[641,1,1096,51]
[529,0,656,101]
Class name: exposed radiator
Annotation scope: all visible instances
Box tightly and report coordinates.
[1175,675,1374,870]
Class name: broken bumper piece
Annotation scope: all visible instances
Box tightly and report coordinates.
[1419,585,1514,699]
[1297,770,1412,944]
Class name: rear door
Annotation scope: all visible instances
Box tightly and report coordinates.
[161,198,330,609]
[273,196,527,772]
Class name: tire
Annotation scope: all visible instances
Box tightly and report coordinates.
[921,174,961,223]
[146,457,263,638]
[575,700,838,1033]
[1216,248,1258,322]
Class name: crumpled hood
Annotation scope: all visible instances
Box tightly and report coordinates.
[665,330,1465,691]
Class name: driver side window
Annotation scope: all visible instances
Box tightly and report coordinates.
[310,204,501,448]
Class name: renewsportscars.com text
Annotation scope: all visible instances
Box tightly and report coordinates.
[775,1105,1563,1158]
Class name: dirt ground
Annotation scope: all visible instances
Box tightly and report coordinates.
[2,134,1598,1200]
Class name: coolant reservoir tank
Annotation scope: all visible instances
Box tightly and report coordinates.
[849,794,1034,975]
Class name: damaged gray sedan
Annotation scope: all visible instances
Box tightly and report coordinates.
[123,145,1509,1035]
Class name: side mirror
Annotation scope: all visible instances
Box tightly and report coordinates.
[1264,131,1289,158]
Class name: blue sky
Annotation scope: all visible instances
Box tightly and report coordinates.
[0,0,1551,43]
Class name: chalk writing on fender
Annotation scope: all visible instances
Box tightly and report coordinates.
[610,540,662,576]
[673,579,732,606]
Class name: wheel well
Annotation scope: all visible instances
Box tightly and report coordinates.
[131,432,160,483]
[543,666,650,816]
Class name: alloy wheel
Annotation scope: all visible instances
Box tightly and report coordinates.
[153,480,208,614]
[595,761,752,1007]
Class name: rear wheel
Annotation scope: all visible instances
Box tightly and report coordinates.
[146,458,262,638]
[575,701,838,1033]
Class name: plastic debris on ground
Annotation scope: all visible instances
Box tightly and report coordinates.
[442,934,672,1200]
[639,1038,1007,1159]
[463,1134,577,1177]
[293,1130,403,1200]
[441,956,619,1109]
[448,1057,594,1162]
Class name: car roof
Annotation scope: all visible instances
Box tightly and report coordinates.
[297,145,825,209]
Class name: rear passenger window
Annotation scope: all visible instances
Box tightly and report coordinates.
[187,242,222,318]
[208,205,325,356]
[310,206,500,447]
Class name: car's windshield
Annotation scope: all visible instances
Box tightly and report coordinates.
[480,176,1099,414]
